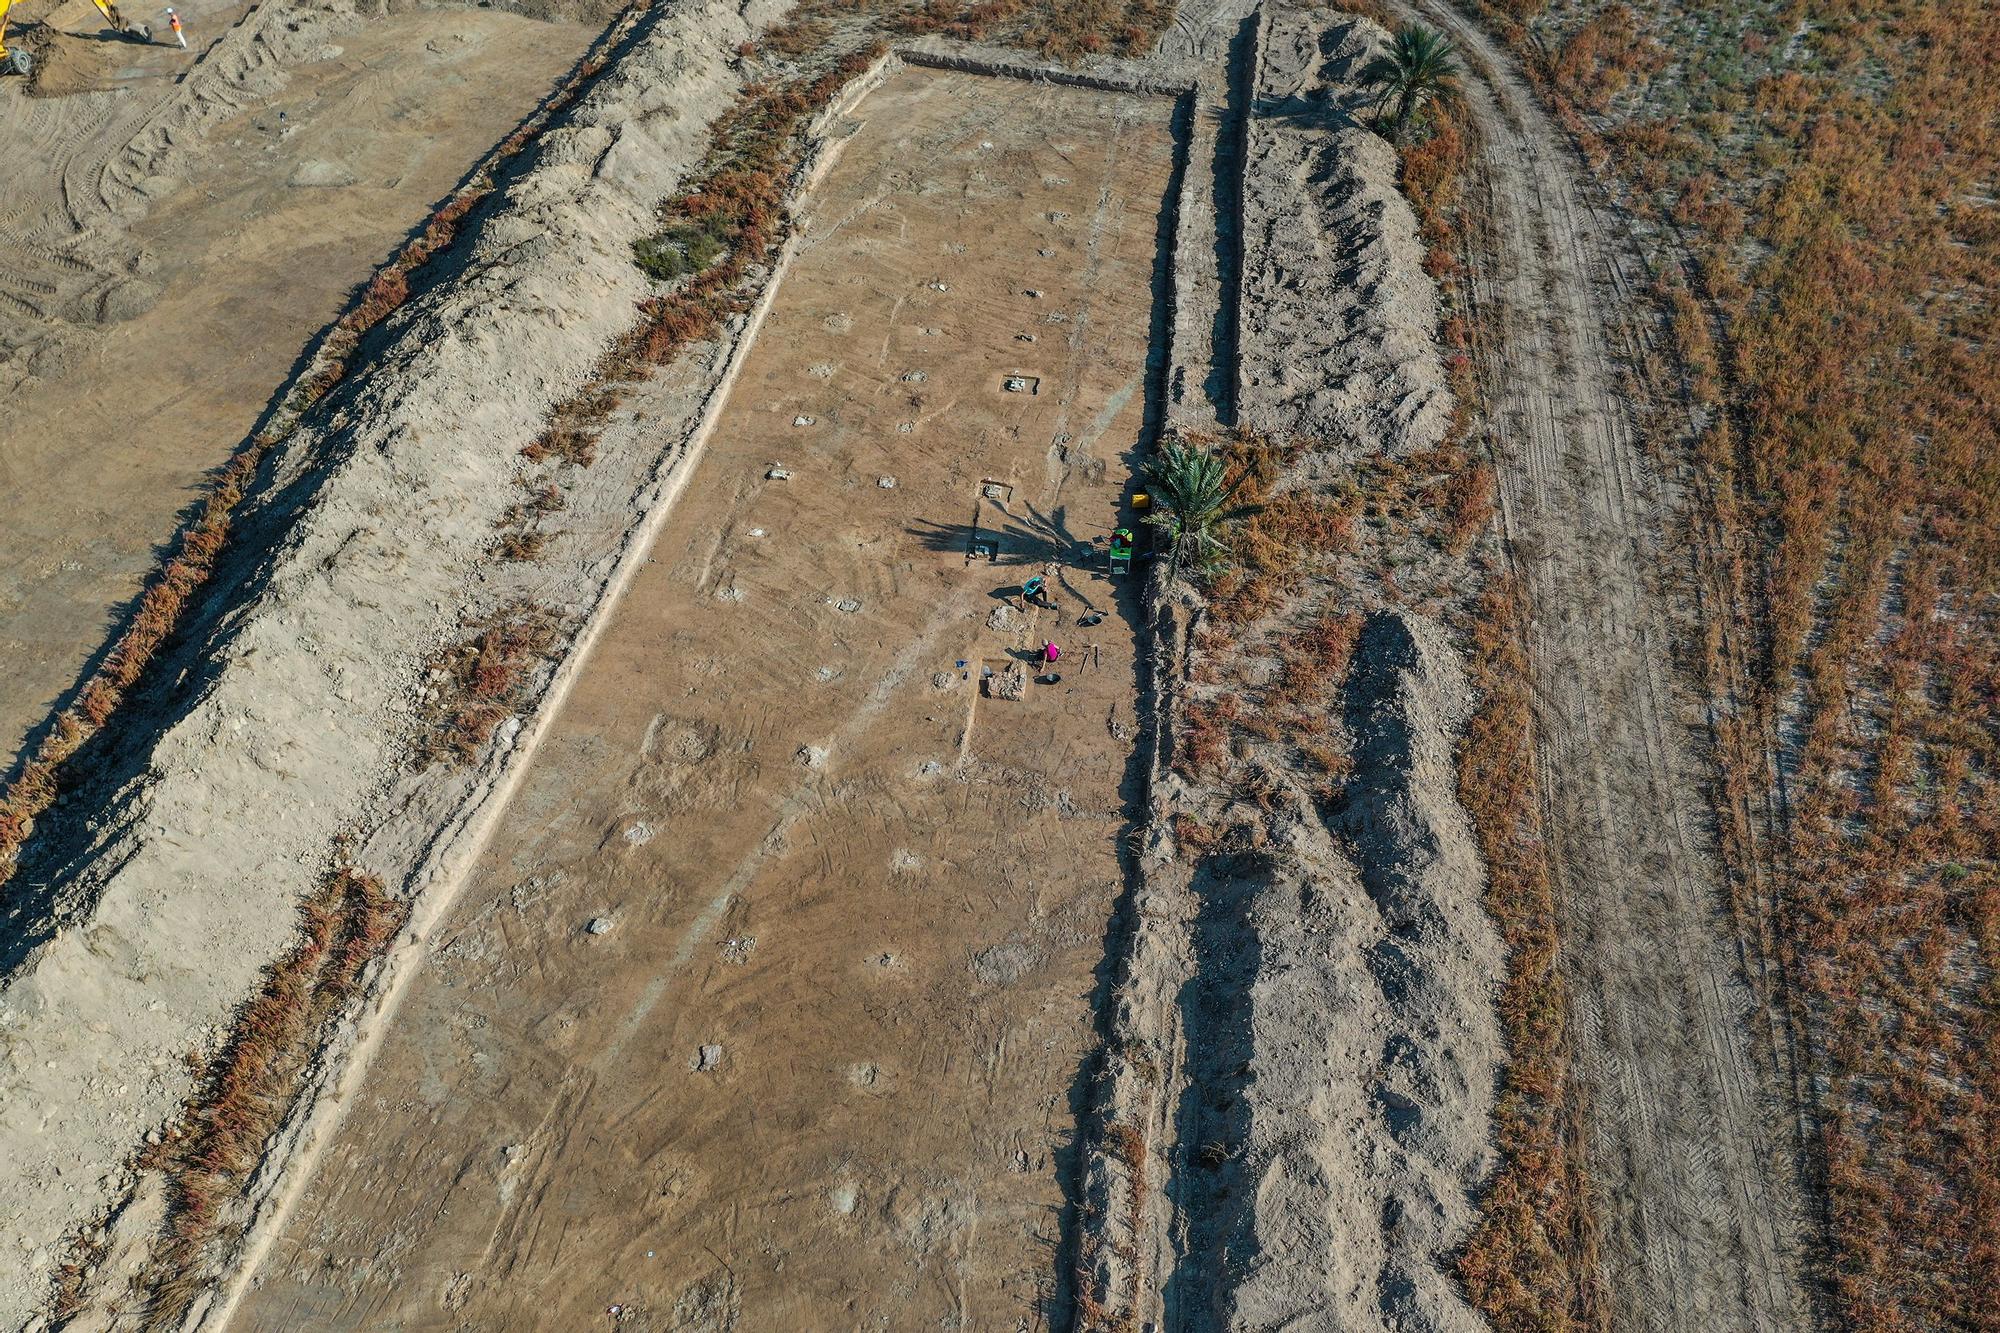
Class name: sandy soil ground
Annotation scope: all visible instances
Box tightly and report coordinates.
[1072,13,1499,1330]
[0,5,596,768]
[14,0,245,96]
[1387,1,1816,1326]
[224,66,1175,1330]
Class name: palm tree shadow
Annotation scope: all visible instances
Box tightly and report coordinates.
[907,499,1108,570]
[907,499,1142,620]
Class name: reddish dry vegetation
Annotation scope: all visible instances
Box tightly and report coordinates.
[1347,84,1596,1328]
[0,440,269,884]
[1453,577,1602,1329]
[1075,1120,1151,1333]
[1485,0,2000,1323]
[416,606,561,766]
[134,867,407,1325]
[894,0,1171,60]
[1172,428,1476,805]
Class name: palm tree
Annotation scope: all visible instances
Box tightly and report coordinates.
[1363,24,1461,143]
[1143,439,1261,580]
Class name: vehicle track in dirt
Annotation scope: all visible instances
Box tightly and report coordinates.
[0,0,599,771]
[1393,2,1816,1328]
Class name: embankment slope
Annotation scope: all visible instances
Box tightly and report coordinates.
[0,0,777,1318]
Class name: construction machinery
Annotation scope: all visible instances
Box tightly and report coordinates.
[2,0,151,77]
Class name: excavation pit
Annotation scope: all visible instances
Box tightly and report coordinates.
[232,64,1180,1328]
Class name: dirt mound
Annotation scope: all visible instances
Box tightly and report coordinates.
[1075,8,1494,1328]
[1236,11,1451,459]
[1327,610,1498,1331]
[0,0,774,1318]
[1162,612,1496,1333]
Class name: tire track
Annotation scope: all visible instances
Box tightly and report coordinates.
[0,0,341,382]
[1390,3,1816,1328]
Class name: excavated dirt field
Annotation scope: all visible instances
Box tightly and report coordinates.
[0,0,1832,1325]
[0,3,597,766]
[226,66,1176,1329]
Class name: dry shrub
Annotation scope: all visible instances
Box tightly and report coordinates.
[1268,607,1363,719]
[416,607,561,766]
[492,530,551,562]
[1174,693,1240,781]
[346,268,409,334]
[1656,272,1720,407]
[1262,491,1355,553]
[1551,5,1658,113]
[1369,38,1601,1316]
[1444,460,1496,551]
[1402,103,1468,250]
[0,434,281,883]
[1454,576,1603,1330]
[1174,813,1222,857]
[142,866,407,1325]
[890,0,1170,60]
[491,482,565,562]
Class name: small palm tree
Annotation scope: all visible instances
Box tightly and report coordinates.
[1363,24,1461,143]
[1143,440,1261,580]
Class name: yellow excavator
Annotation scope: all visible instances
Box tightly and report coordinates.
[2,0,151,77]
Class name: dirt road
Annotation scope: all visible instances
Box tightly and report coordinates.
[225,66,1175,1330]
[0,6,595,768]
[1396,2,1815,1327]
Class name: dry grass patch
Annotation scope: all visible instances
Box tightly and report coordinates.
[134,866,407,1327]
[1453,575,1604,1329]
[1471,0,2000,1320]
[415,606,562,767]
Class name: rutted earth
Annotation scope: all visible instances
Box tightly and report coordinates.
[1390,0,1817,1326]
[0,0,599,767]
[0,0,1822,1328]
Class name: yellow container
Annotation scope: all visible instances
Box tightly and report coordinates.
[1131,492,1152,512]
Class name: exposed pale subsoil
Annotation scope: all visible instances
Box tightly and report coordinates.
[0,0,772,1318]
[0,0,597,767]
[1157,609,1499,1333]
[1075,10,1500,1332]
[1236,13,1451,458]
[221,66,1176,1329]
[1388,0,1816,1326]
